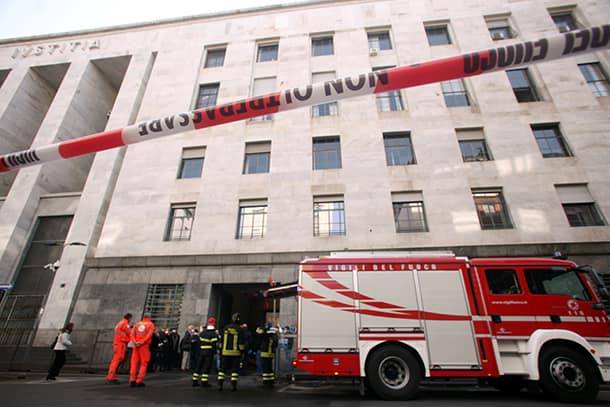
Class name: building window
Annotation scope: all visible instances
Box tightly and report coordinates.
[178,147,205,178]
[392,192,428,233]
[472,189,513,230]
[166,203,196,241]
[237,199,267,239]
[457,128,491,162]
[506,68,539,102]
[204,48,226,68]
[531,124,570,158]
[487,19,514,40]
[243,142,271,174]
[312,36,334,56]
[251,77,276,121]
[313,136,341,170]
[441,79,470,107]
[425,25,452,46]
[144,284,185,330]
[555,184,606,227]
[312,72,338,117]
[313,196,346,236]
[373,66,404,111]
[367,30,392,51]
[384,132,415,166]
[195,83,219,109]
[579,63,610,97]
[550,12,578,33]
[257,43,279,62]
[485,269,521,295]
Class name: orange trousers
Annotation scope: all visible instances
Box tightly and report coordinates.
[129,345,150,384]
[106,342,127,381]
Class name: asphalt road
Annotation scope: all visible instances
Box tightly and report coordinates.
[1,372,609,406]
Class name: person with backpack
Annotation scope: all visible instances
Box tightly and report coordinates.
[46,323,74,381]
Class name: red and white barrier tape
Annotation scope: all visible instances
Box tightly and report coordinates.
[0,25,608,173]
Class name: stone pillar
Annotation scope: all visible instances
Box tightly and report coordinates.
[0,59,89,285]
[34,52,157,345]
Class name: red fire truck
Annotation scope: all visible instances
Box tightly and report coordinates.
[293,252,610,403]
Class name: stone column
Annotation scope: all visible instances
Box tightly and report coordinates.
[34,51,157,345]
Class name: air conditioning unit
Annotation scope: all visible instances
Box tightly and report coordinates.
[369,47,379,56]
[491,31,506,40]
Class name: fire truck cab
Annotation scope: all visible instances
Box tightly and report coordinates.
[294,252,610,403]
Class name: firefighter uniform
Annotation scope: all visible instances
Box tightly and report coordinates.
[192,317,218,387]
[258,326,278,387]
[129,314,155,387]
[106,315,132,383]
[218,313,245,391]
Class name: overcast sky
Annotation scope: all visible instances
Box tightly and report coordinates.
[0,0,305,40]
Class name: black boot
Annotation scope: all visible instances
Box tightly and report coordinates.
[231,381,237,392]
[201,381,209,387]
[192,380,199,387]
[130,381,136,388]
[218,381,223,392]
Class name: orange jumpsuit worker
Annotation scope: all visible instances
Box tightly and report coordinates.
[129,313,155,387]
[106,313,133,384]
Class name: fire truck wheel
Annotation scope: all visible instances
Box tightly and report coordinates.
[539,345,600,404]
[366,345,422,400]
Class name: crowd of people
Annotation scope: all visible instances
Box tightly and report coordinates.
[46,313,295,388]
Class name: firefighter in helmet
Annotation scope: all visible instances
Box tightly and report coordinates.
[192,317,218,387]
[218,313,245,391]
[258,323,278,388]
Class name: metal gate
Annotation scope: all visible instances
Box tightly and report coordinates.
[0,294,46,346]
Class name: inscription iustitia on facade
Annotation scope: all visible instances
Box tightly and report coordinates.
[11,39,100,59]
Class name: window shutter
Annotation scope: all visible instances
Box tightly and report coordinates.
[556,184,594,204]
[252,77,276,96]
[313,195,344,203]
[456,128,485,141]
[182,146,205,159]
[245,142,271,154]
[392,191,424,202]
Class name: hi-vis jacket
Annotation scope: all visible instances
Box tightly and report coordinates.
[113,318,131,346]
[221,323,245,357]
[258,330,278,359]
[199,328,219,356]
[130,317,155,347]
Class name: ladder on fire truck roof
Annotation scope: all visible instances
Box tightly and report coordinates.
[327,251,456,258]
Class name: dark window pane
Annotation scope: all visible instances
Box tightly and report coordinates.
[532,125,570,158]
[459,140,491,162]
[244,152,270,174]
[313,201,346,236]
[179,158,203,179]
[312,102,338,117]
[257,44,279,62]
[166,206,196,241]
[579,63,610,97]
[204,49,226,68]
[551,14,577,33]
[473,191,513,229]
[196,84,219,108]
[312,37,334,56]
[368,32,392,50]
[489,26,512,40]
[313,138,341,170]
[426,26,451,46]
[441,80,470,107]
[507,69,539,102]
[562,203,605,227]
[384,134,415,165]
[393,201,428,232]
[485,269,522,294]
[376,91,404,111]
[525,268,590,300]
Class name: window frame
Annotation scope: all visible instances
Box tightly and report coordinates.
[243,152,271,174]
[562,203,606,227]
[367,30,393,51]
[383,132,416,166]
[550,12,579,33]
[204,47,226,68]
[531,124,571,158]
[425,25,452,46]
[311,35,334,57]
[484,269,523,295]
[256,42,279,63]
[313,198,346,237]
[312,136,342,170]
[236,201,268,239]
[165,203,196,241]
[393,200,429,233]
[459,139,492,162]
[195,83,220,109]
[472,189,514,230]
[578,62,610,97]
[441,79,470,107]
[506,68,540,103]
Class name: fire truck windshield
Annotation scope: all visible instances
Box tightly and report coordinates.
[577,265,610,301]
[525,268,591,300]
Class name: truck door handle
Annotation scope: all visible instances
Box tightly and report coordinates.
[491,315,502,323]
[550,315,561,323]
